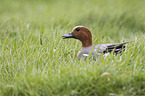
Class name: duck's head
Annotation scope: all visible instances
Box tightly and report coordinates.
[62,26,92,47]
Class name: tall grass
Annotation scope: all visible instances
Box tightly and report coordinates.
[0,0,145,95]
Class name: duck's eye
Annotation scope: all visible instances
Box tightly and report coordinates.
[76,28,80,31]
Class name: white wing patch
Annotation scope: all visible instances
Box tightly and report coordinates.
[103,53,110,57]
[83,54,89,57]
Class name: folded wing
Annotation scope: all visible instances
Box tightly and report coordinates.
[103,42,131,54]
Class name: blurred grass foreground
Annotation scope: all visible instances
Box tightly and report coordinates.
[0,0,145,95]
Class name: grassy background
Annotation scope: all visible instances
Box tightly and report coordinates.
[0,0,145,95]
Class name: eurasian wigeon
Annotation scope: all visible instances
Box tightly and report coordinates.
[62,26,131,60]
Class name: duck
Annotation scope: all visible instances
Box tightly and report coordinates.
[62,26,131,60]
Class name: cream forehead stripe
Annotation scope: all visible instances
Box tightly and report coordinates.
[72,26,85,31]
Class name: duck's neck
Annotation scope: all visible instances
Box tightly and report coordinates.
[81,39,92,47]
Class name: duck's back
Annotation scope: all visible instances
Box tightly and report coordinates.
[77,42,130,59]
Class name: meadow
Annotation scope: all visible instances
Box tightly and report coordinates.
[0,0,145,95]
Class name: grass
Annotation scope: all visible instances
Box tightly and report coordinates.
[0,0,145,95]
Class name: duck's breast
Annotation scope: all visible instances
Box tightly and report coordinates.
[77,46,94,58]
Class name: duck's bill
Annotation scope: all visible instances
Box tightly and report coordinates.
[62,32,76,39]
